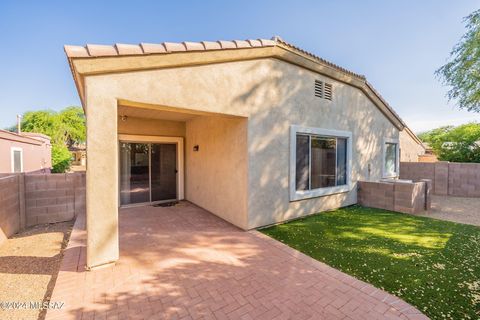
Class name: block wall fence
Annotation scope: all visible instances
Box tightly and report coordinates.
[0,173,85,246]
[358,179,431,214]
[400,161,480,197]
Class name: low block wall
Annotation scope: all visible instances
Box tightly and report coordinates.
[400,161,480,197]
[358,180,430,214]
[25,173,85,226]
[0,175,21,245]
[0,173,85,246]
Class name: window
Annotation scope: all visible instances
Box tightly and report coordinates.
[11,147,23,173]
[383,139,399,178]
[290,126,352,201]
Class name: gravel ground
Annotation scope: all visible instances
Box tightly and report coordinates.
[418,195,480,226]
[0,221,73,320]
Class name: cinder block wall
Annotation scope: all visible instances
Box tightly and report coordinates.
[0,175,21,246]
[25,173,86,226]
[358,180,428,214]
[358,181,394,211]
[0,173,85,246]
[400,161,480,197]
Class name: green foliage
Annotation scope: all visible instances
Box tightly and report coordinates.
[51,144,72,173]
[9,106,86,173]
[262,206,480,320]
[436,10,480,112]
[418,123,480,162]
[19,106,85,146]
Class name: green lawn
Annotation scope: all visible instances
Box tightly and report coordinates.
[261,205,480,320]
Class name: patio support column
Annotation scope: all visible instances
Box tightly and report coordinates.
[85,94,119,269]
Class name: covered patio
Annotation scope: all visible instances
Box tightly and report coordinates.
[46,203,425,320]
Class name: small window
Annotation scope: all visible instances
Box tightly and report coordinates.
[11,148,23,173]
[383,139,399,177]
[291,126,352,201]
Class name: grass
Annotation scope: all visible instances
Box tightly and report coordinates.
[261,205,480,320]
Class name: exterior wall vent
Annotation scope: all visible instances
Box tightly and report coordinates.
[314,80,333,101]
[324,83,333,100]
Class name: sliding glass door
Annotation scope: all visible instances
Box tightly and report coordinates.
[120,142,177,206]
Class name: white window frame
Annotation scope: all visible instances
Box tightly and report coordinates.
[382,138,400,178]
[11,147,23,173]
[290,125,353,201]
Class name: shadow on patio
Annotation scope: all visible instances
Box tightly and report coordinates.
[45,202,425,320]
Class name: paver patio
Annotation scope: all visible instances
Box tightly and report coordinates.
[46,202,427,320]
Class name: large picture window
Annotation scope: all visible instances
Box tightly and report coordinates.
[290,126,352,201]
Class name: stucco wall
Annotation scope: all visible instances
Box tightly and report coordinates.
[243,60,398,227]
[118,116,185,137]
[399,130,425,162]
[84,57,401,253]
[0,134,51,173]
[185,115,248,228]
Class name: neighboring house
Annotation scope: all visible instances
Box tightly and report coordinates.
[65,36,420,268]
[69,144,86,171]
[418,143,438,162]
[399,127,425,162]
[0,129,51,173]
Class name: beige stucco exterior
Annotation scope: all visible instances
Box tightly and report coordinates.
[68,41,416,268]
[186,116,248,228]
[399,129,425,162]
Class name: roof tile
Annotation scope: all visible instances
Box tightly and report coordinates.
[115,44,143,55]
[183,42,205,51]
[64,45,89,58]
[259,39,276,46]
[140,43,167,54]
[218,40,236,49]
[233,40,250,48]
[202,41,221,50]
[86,44,118,57]
[163,42,186,52]
[247,39,262,47]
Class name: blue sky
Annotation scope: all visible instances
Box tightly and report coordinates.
[0,0,479,132]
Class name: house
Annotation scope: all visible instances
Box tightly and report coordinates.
[0,129,51,173]
[399,127,426,162]
[69,143,86,171]
[65,36,423,269]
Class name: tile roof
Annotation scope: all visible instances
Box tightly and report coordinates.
[64,36,365,80]
[64,36,414,131]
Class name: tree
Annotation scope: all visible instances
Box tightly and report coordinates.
[418,123,480,162]
[20,106,85,147]
[8,106,85,172]
[436,10,480,112]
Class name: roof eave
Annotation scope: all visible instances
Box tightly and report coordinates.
[64,38,407,130]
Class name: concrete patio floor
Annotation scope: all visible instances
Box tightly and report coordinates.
[46,202,426,320]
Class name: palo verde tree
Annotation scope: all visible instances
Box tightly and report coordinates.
[436,9,480,112]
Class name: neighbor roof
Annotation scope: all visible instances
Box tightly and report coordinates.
[0,129,49,145]
[65,36,409,131]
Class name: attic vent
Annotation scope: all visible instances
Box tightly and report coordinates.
[314,80,333,101]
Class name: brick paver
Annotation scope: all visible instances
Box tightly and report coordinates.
[46,202,428,320]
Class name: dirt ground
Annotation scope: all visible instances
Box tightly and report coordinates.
[419,195,480,226]
[0,221,73,320]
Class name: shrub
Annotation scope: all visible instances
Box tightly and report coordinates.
[51,144,72,173]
